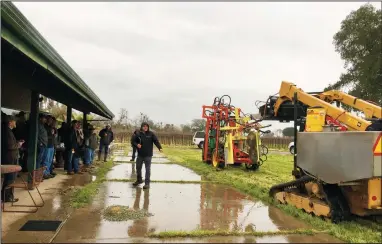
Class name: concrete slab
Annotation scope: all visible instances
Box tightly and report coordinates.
[106,163,201,181]
[1,171,93,243]
[53,182,342,243]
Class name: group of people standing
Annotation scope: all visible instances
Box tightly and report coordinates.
[1,110,115,204]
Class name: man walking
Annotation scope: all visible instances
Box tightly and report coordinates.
[132,122,163,189]
[130,129,140,162]
[98,124,114,162]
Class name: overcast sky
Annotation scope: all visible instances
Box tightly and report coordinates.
[13,2,380,129]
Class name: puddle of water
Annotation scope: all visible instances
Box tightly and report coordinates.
[95,183,296,238]
[53,181,342,243]
[106,163,201,181]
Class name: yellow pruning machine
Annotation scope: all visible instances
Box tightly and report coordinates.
[258,81,382,222]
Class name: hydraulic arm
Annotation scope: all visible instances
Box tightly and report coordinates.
[263,81,376,131]
[318,90,382,119]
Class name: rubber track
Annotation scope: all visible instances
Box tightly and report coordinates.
[269,175,313,197]
[269,175,351,223]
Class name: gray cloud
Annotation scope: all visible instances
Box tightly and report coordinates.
[13,2,381,129]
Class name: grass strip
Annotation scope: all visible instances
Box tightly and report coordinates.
[148,229,319,238]
[70,160,115,208]
[163,146,382,243]
[103,205,153,221]
[105,178,215,184]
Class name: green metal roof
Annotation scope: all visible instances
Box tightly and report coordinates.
[1,1,114,119]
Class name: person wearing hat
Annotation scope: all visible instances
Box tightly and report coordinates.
[36,113,48,170]
[1,115,24,203]
[132,122,163,189]
[98,124,114,162]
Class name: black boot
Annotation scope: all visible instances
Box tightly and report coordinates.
[133,179,143,186]
[104,153,108,162]
[98,152,101,161]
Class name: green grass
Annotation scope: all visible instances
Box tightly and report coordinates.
[163,146,382,243]
[148,229,319,238]
[70,160,115,208]
[103,205,153,221]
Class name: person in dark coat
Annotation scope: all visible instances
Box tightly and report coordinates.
[98,124,114,162]
[64,120,83,175]
[36,113,48,169]
[1,115,24,202]
[132,122,162,189]
[130,129,140,162]
[42,115,56,179]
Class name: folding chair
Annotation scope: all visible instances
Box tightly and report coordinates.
[2,166,46,213]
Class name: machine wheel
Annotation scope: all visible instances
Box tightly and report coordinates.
[212,149,225,169]
[289,146,294,155]
[245,163,259,171]
[202,147,211,164]
[198,141,204,149]
[261,145,268,155]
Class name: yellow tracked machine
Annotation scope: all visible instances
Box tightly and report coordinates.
[258,81,382,222]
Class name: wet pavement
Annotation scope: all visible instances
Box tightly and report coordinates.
[106,163,201,181]
[1,172,93,243]
[53,181,341,243]
[2,148,342,243]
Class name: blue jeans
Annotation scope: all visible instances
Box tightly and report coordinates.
[99,143,109,154]
[43,147,54,176]
[36,145,46,170]
[90,149,95,164]
[66,150,79,173]
[84,148,95,165]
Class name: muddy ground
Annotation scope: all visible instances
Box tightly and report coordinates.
[2,148,342,243]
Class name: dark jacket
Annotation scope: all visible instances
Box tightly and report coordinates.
[38,121,48,147]
[1,126,19,164]
[88,133,98,150]
[132,123,162,157]
[130,130,140,147]
[45,124,54,148]
[58,125,67,143]
[99,128,114,145]
[64,127,79,152]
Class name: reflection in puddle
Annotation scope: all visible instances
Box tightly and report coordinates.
[53,182,342,243]
[95,182,280,240]
[106,164,201,182]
